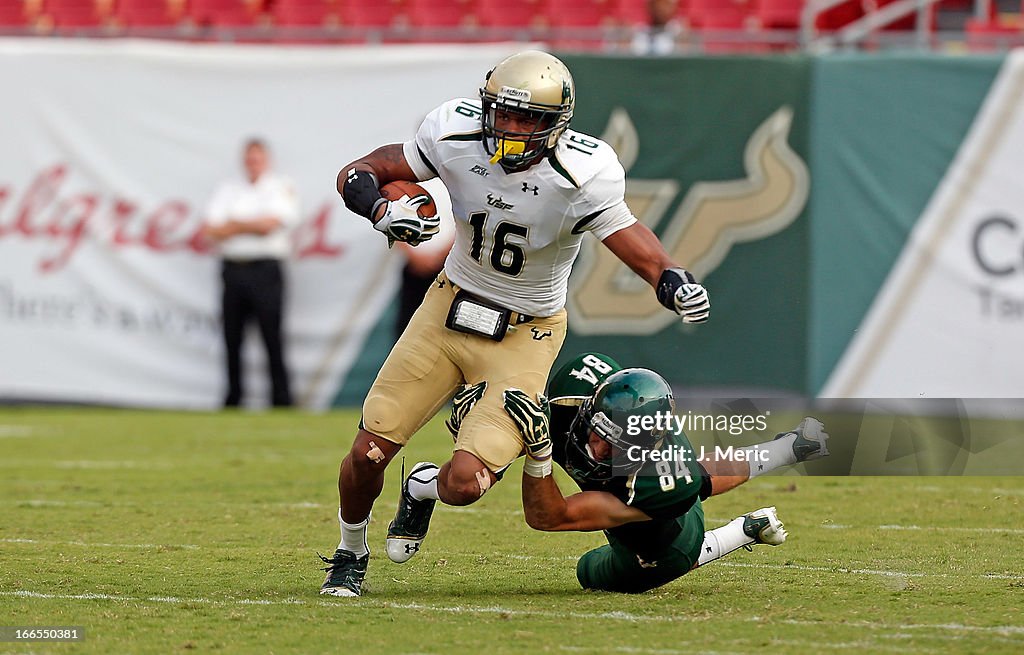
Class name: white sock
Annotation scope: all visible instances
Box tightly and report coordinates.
[741,434,797,479]
[696,517,753,567]
[337,508,369,557]
[407,462,440,501]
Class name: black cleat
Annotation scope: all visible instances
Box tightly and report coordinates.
[319,548,368,597]
[386,461,438,563]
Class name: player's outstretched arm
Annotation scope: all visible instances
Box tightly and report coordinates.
[601,223,711,324]
[522,476,651,532]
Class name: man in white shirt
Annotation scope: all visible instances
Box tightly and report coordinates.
[319,51,711,597]
[203,138,299,408]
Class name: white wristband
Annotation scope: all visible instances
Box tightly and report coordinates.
[523,457,552,478]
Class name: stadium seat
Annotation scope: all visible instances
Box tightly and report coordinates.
[0,0,40,27]
[687,0,750,29]
[613,0,647,26]
[337,0,407,28]
[476,0,545,29]
[814,0,861,31]
[46,0,114,28]
[614,0,689,28]
[271,0,338,27]
[965,17,1023,51]
[190,0,266,27]
[545,0,614,28]
[406,0,474,28]
[116,0,187,28]
[755,0,804,29]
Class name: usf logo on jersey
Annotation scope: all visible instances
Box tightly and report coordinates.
[568,107,809,335]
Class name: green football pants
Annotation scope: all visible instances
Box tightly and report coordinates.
[576,500,705,594]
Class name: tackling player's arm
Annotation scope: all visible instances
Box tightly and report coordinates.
[522,475,651,532]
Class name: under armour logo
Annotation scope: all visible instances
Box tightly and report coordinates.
[758,464,764,471]
[531,327,552,340]
[405,543,419,554]
[706,545,712,553]
[522,182,539,195]
[437,278,446,288]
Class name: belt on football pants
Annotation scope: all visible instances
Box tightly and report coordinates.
[438,272,535,325]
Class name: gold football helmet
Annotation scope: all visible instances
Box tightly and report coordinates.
[479,50,575,171]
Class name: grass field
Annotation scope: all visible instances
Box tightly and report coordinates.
[1,409,1023,654]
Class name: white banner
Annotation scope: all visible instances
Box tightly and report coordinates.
[823,51,1024,398]
[0,39,521,409]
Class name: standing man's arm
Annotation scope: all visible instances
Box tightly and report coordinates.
[601,223,711,324]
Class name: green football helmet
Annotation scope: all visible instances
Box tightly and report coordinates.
[479,50,575,172]
[565,368,676,483]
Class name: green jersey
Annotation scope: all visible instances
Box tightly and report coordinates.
[547,353,706,561]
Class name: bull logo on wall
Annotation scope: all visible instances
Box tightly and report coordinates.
[568,107,810,335]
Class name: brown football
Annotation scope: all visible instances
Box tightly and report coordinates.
[380,180,437,218]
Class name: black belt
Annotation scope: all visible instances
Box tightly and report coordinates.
[442,276,534,324]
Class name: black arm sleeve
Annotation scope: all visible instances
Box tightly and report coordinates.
[655,268,696,311]
[341,168,386,220]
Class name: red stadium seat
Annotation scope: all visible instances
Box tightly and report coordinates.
[613,0,647,26]
[687,0,749,29]
[406,0,473,28]
[966,17,1023,51]
[337,0,406,28]
[191,0,266,27]
[116,0,187,28]
[0,0,41,27]
[814,0,861,31]
[47,0,113,28]
[476,0,544,29]
[755,0,804,29]
[271,0,337,27]
[545,0,614,28]
[614,0,689,27]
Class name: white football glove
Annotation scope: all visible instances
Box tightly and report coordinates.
[674,283,710,324]
[503,389,552,478]
[373,193,440,246]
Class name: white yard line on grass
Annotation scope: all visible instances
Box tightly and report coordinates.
[0,425,39,437]
[0,538,198,549]
[458,553,1022,582]
[4,590,1024,639]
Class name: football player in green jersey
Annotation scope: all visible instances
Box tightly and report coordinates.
[499,351,829,593]
[410,352,825,593]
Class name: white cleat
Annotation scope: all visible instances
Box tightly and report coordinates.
[742,506,788,546]
[777,416,830,462]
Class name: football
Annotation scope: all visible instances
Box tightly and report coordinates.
[380,180,437,218]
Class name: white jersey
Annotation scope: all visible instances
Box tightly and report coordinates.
[403,98,636,317]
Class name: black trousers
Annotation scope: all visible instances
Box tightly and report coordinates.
[221,259,292,408]
[395,264,438,341]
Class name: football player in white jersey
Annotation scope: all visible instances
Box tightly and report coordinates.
[320,50,711,597]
